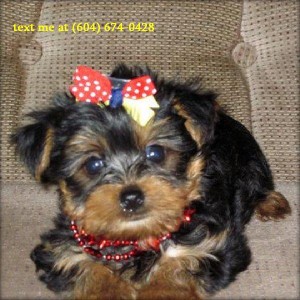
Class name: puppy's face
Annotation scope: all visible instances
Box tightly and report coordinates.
[58,104,197,240]
[13,66,217,240]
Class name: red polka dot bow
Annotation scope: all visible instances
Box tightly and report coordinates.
[69,66,159,126]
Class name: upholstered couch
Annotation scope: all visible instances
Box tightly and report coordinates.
[1,1,298,299]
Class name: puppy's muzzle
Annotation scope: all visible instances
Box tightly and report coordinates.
[120,187,145,212]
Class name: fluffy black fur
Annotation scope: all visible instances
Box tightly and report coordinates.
[12,64,276,297]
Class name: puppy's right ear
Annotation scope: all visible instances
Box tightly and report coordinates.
[11,93,73,182]
[12,121,54,182]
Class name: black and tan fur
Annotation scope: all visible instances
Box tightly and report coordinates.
[12,64,291,299]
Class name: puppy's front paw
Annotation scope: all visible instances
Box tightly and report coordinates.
[99,280,137,300]
[138,284,203,300]
[74,263,137,300]
[76,278,136,300]
[256,191,291,222]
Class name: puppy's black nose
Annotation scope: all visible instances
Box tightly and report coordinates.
[120,188,145,212]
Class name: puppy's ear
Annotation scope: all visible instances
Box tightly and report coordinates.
[12,122,54,182]
[173,88,218,147]
[11,93,73,182]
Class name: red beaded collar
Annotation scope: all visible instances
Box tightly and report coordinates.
[70,208,195,262]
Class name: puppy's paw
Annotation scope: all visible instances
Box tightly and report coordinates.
[256,191,291,222]
[100,281,137,300]
[75,278,136,300]
[138,284,203,300]
[74,263,137,300]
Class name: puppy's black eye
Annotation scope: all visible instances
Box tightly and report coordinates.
[145,145,165,163]
[85,156,106,175]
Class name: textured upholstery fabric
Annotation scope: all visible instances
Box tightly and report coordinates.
[238,0,299,182]
[1,182,298,299]
[0,0,43,181]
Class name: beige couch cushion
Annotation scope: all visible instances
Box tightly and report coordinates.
[1,182,298,299]
[0,0,43,181]
[238,0,299,182]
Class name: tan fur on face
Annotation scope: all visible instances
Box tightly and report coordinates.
[35,128,54,181]
[59,181,84,220]
[59,117,203,240]
[79,176,189,240]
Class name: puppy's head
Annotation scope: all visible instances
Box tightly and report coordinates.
[12,65,217,240]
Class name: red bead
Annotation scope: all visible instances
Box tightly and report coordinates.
[121,240,125,245]
[106,255,112,261]
[79,241,84,246]
[134,241,138,246]
[99,240,106,249]
[129,251,135,256]
[71,225,77,231]
[184,216,191,222]
[123,254,128,260]
[105,241,111,246]
[74,233,79,239]
[125,241,130,245]
[114,240,120,246]
[115,255,120,261]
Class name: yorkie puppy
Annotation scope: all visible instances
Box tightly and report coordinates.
[13,64,291,299]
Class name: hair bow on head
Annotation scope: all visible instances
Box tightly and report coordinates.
[69,66,159,126]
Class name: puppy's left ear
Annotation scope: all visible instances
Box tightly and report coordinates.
[173,89,219,147]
